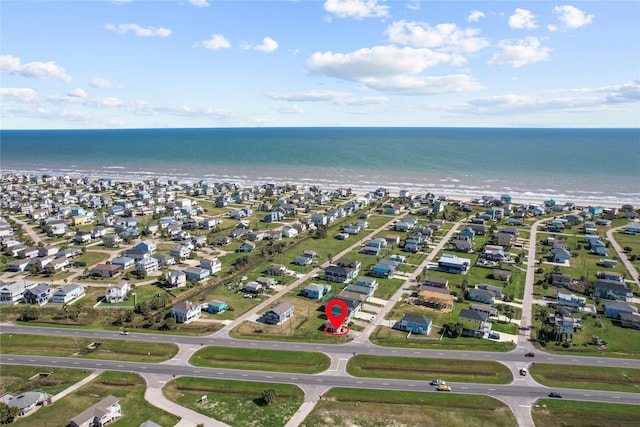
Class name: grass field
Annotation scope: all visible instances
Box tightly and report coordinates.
[190,346,330,374]
[0,365,90,396]
[11,371,179,427]
[300,388,517,427]
[163,377,304,427]
[347,355,512,383]
[530,363,640,392]
[532,399,640,427]
[0,334,178,362]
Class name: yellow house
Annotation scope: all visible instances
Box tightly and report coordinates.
[458,308,488,337]
[72,215,87,226]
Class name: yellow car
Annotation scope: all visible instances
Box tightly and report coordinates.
[437,385,452,391]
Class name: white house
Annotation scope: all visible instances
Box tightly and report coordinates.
[104,280,131,303]
[50,283,85,303]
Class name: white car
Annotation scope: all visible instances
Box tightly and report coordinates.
[120,331,129,335]
[369,315,376,321]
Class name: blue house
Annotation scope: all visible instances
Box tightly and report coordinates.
[437,254,471,274]
[588,206,603,215]
[394,314,432,335]
[603,301,637,319]
[466,287,495,304]
[459,227,476,241]
[302,283,332,299]
[371,259,400,278]
[207,300,228,314]
[262,212,282,222]
[356,277,378,290]
[184,266,210,282]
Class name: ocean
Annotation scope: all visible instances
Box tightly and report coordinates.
[1,127,639,205]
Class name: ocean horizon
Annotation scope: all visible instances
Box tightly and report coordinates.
[1,127,639,205]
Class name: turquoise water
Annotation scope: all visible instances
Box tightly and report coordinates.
[1,127,639,204]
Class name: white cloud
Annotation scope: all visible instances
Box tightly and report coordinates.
[488,37,552,68]
[467,10,485,23]
[363,74,483,95]
[308,45,453,81]
[201,34,231,50]
[68,88,87,98]
[253,37,279,53]
[90,77,116,89]
[0,87,40,103]
[267,90,352,102]
[273,104,304,114]
[0,54,72,82]
[553,5,594,29]
[323,0,389,19]
[188,0,210,7]
[508,8,538,29]
[386,20,489,53]
[105,23,171,37]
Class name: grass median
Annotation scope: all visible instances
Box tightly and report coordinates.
[0,334,178,362]
[301,388,517,427]
[347,355,512,384]
[530,363,640,393]
[532,399,640,427]
[190,346,330,374]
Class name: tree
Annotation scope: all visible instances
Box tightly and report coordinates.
[261,388,278,405]
[0,402,20,424]
[20,305,40,321]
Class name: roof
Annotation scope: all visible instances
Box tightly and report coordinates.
[459,308,488,322]
[400,313,432,325]
[267,301,294,316]
[595,279,630,292]
[70,395,119,425]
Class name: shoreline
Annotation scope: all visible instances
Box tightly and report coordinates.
[1,169,632,210]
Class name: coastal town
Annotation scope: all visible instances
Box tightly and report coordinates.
[1,172,639,426]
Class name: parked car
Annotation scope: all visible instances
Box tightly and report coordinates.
[430,379,446,386]
[524,352,535,357]
[489,332,500,340]
[437,384,452,391]
[549,392,563,398]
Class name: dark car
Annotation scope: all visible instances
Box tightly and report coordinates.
[549,392,563,398]
[524,352,535,357]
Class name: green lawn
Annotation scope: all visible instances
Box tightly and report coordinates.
[11,371,179,427]
[532,399,640,427]
[0,334,178,362]
[190,346,330,374]
[0,366,90,396]
[347,355,512,384]
[163,377,304,427]
[530,363,640,392]
[301,388,517,427]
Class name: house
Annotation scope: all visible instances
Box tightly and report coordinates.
[206,300,228,314]
[422,277,449,289]
[356,277,378,290]
[91,264,122,278]
[492,269,512,281]
[167,270,187,288]
[323,265,358,283]
[50,283,85,303]
[237,240,256,253]
[200,257,222,274]
[184,266,210,282]
[244,282,263,293]
[266,264,286,276]
[302,283,332,299]
[620,313,640,329]
[154,253,175,268]
[45,256,70,273]
[557,292,586,311]
[102,233,122,248]
[295,256,313,266]
[458,308,490,337]
[469,303,499,318]
[437,254,471,274]
[170,300,201,323]
[1,391,50,416]
[69,395,121,427]
[111,256,135,270]
[551,273,572,287]
[263,301,294,324]
[256,277,278,289]
[371,259,401,278]
[343,284,375,299]
[0,280,38,305]
[325,296,361,322]
[105,280,131,303]
[136,257,159,274]
[452,238,474,253]
[23,283,52,304]
[6,259,31,272]
[603,301,638,319]
[598,259,618,268]
[551,247,571,264]
[594,279,632,301]
[166,270,187,288]
[600,271,623,282]
[466,287,495,304]
[394,314,432,335]
[282,225,299,238]
[169,244,191,260]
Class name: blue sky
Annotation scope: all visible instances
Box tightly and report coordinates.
[1,0,638,129]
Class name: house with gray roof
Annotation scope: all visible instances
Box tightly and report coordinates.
[69,395,121,427]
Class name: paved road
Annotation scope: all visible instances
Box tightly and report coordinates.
[606,223,640,284]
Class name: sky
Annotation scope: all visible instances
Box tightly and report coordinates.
[1,0,639,129]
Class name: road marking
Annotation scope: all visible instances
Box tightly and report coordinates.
[266,376,273,378]
[316,379,323,382]
[290,377,298,380]
[356,381,363,384]
[242,374,248,377]
[488,388,495,391]
[613,396,620,399]
[408,384,415,387]
[519,405,531,408]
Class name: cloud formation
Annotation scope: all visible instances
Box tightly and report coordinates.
[488,37,551,68]
[323,0,389,19]
[553,5,594,29]
[508,8,538,30]
[90,77,116,89]
[105,23,172,37]
[0,54,72,82]
[0,87,40,103]
[201,34,231,50]
[467,10,485,23]
[387,20,489,53]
